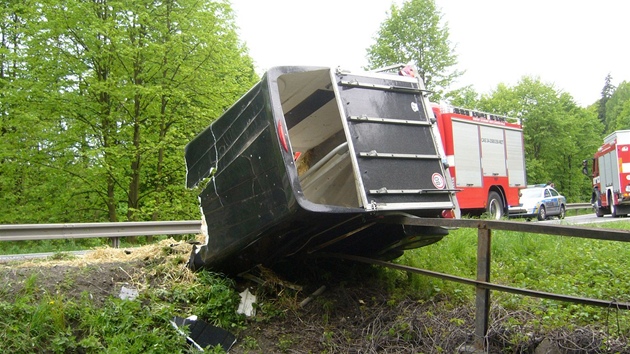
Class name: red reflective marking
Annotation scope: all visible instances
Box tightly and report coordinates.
[277,121,288,152]
[441,209,455,219]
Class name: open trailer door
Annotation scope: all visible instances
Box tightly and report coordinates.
[333,69,454,212]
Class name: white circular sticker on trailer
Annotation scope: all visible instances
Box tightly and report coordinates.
[432,173,446,189]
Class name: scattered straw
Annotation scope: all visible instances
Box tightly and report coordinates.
[3,237,198,270]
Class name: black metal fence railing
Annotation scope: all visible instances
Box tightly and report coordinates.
[364,216,630,351]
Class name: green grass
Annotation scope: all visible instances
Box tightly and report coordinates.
[1,280,186,353]
[0,248,243,353]
[2,221,630,351]
[391,220,630,330]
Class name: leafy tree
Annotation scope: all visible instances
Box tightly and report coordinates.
[613,100,630,131]
[478,77,602,201]
[598,73,615,131]
[365,0,462,100]
[0,0,258,224]
[444,85,479,108]
[0,1,52,223]
[606,81,630,132]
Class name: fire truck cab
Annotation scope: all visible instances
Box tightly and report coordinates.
[432,105,527,219]
[586,130,630,217]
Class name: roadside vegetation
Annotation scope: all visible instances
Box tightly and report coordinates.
[395,222,630,328]
[0,240,242,353]
[1,0,628,350]
[1,221,629,352]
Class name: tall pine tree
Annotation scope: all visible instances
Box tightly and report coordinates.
[598,73,615,132]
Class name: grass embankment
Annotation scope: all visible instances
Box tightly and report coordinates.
[391,220,630,330]
[0,221,629,352]
[0,240,242,353]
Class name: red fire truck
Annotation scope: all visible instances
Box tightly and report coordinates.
[432,105,527,219]
[587,130,630,217]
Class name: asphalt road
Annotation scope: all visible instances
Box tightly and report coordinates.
[541,212,629,226]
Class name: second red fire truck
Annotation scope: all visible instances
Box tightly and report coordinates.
[585,130,630,217]
[432,105,527,219]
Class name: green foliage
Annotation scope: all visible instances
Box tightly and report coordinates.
[0,266,245,353]
[0,0,258,224]
[0,292,189,353]
[395,229,476,302]
[598,73,615,130]
[444,85,479,108]
[240,336,260,350]
[154,270,245,330]
[189,272,245,329]
[474,76,602,201]
[365,0,462,100]
[606,81,630,132]
[277,334,295,352]
[395,222,630,329]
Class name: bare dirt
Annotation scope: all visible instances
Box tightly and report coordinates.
[228,260,629,353]
[0,242,627,353]
[1,253,152,306]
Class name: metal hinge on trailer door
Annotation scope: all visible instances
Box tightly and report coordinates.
[369,187,458,195]
[348,115,432,126]
[339,79,426,94]
[358,151,440,160]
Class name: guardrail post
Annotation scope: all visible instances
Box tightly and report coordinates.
[474,225,491,351]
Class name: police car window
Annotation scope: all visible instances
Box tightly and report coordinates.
[550,189,558,197]
[544,190,551,197]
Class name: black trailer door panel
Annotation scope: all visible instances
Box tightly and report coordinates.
[334,72,453,211]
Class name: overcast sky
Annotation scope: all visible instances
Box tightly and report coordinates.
[230,0,630,107]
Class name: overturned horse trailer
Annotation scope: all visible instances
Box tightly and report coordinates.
[185,65,459,274]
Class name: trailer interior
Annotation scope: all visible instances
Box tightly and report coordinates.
[277,69,361,208]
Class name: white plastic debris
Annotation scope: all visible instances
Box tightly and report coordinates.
[119,285,139,300]
[237,288,257,316]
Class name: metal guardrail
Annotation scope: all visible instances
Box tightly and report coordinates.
[566,202,592,210]
[0,204,592,243]
[0,221,201,242]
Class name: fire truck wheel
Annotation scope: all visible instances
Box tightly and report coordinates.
[594,204,605,217]
[593,198,605,217]
[611,202,618,218]
[537,205,547,221]
[592,192,605,217]
[487,192,504,219]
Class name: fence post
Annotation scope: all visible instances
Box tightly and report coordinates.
[474,226,491,351]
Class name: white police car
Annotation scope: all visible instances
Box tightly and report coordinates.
[508,184,567,221]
